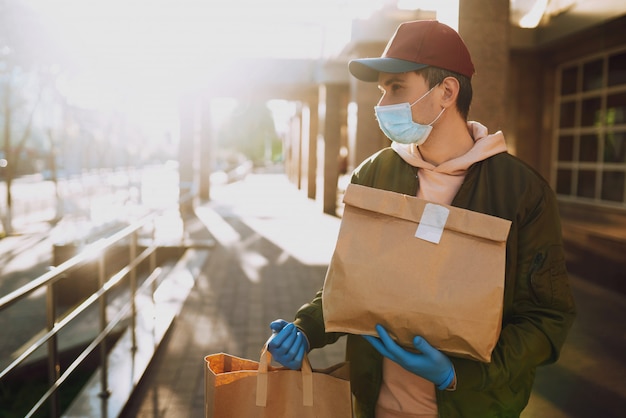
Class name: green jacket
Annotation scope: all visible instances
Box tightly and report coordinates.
[294,148,576,418]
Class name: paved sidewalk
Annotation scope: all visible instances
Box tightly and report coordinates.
[121,173,626,418]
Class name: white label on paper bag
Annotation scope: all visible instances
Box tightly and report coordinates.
[415,203,450,244]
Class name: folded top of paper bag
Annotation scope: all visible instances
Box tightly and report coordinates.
[343,184,511,243]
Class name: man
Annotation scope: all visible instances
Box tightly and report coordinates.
[268,20,576,417]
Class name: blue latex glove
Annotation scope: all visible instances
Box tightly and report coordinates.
[266,319,309,370]
[363,324,455,390]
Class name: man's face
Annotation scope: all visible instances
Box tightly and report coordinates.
[377,71,437,125]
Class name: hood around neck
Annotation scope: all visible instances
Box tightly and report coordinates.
[391,121,508,175]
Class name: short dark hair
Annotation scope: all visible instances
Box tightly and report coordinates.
[416,67,472,120]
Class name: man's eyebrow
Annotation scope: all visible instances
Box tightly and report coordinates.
[379,76,405,88]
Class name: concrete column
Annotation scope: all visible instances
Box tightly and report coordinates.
[178,93,196,216]
[299,103,311,191]
[319,83,349,216]
[348,40,389,170]
[458,0,510,132]
[350,77,385,169]
[306,93,319,200]
[198,97,212,201]
[286,108,302,187]
[296,106,304,190]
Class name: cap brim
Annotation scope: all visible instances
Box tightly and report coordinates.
[348,58,429,82]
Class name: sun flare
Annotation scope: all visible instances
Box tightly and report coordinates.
[21,0,450,134]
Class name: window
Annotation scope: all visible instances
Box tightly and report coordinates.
[554,47,626,208]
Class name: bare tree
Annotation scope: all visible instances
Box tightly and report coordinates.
[1,71,43,234]
[0,0,68,234]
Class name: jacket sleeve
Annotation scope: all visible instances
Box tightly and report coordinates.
[451,180,577,391]
[293,287,344,349]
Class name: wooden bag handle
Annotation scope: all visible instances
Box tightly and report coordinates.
[256,346,313,407]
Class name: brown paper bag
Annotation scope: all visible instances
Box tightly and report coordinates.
[322,184,512,362]
[204,348,351,417]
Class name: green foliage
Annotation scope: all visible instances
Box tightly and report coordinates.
[217,101,282,165]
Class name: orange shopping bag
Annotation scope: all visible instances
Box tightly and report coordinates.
[204,347,351,417]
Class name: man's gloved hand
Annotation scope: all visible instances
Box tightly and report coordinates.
[363,324,455,390]
[266,319,309,370]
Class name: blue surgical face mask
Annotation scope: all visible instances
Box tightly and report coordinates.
[374,85,445,145]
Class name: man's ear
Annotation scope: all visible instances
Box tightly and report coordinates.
[440,76,460,109]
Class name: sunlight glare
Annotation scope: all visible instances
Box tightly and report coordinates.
[22,0,451,137]
[518,0,549,28]
[24,0,393,106]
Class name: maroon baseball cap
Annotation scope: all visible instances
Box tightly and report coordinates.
[349,20,475,82]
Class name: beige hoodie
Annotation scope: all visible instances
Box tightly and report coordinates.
[391,121,508,204]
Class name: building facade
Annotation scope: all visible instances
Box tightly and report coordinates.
[509,13,626,292]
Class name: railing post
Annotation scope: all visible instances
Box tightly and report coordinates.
[150,218,157,293]
[98,253,110,400]
[130,231,138,352]
[46,281,60,417]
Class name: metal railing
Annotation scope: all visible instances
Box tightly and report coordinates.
[0,212,166,417]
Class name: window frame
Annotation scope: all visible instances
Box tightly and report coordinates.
[552,45,626,210]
